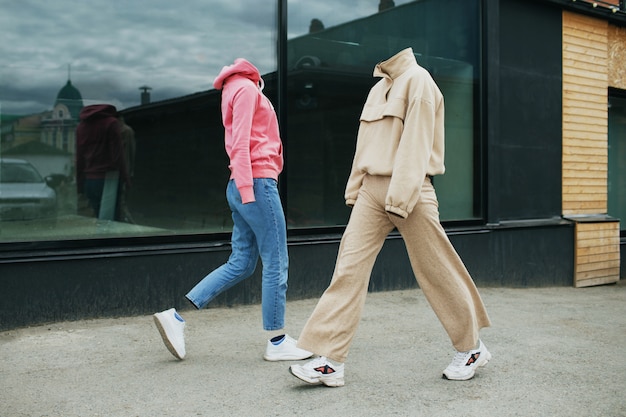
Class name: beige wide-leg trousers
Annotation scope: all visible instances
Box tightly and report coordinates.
[297,175,491,363]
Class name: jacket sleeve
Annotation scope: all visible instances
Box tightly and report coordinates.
[229,83,257,203]
[344,160,365,207]
[385,95,437,218]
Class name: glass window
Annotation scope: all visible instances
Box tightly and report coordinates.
[0,1,277,242]
[286,0,481,227]
[608,93,626,229]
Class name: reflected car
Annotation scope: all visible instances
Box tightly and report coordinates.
[0,158,58,221]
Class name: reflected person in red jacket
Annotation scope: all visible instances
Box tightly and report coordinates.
[75,104,130,220]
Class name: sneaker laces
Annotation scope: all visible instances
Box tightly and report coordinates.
[306,356,332,370]
[450,350,471,368]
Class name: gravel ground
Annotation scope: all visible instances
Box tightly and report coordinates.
[1,280,625,417]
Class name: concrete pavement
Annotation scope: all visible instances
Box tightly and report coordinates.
[1,281,625,417]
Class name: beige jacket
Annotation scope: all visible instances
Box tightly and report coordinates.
[345,47,445,218]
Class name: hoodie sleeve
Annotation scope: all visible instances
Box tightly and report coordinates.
[228,81,258,203]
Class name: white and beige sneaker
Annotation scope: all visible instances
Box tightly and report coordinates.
[443,339,491,380]
[290,356,345,387]
[153,308,186,360]
[263,334,313,361]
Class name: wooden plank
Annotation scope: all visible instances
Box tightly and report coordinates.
[562,179,608,188]
[563,84,606,98]
[563,195,607,204]
[563,107,608,120]
[562,145,607,156]
[563,130,607,140]
[563,168,608,176]
[567,190,609,198]
[577,222,619,232]
[563,98,606,108]
[575,263,620,275]
[577,252,621,264]
[565,12,608,32]
[577,245,621,256]
[576,261,621,274]
[563,188,607,195]
[564,207,607,215]
[563,72,608,87]
[563,43,607,59]
[575,274,620,288]
[577,230,620,240]
[577,231,620,241]
[563,200,607,209]
[562,114,607,127]
[564,195,607,203]
[563,93,608,106]
[561,160,607,170]
[563,152,606,161]
[562,162,604,171]
[577,221,619,230]
[576,259,621,271]
[563,136,605,144]
[563,29,609,45]
[563,58,609,73]
[563,97,608,109]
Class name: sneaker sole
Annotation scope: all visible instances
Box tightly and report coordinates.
[289,366,345,387]
[442,350,491,381]
[153,314,184,360]
[264,352,314,361]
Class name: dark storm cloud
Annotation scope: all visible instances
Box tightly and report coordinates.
[0,0,279,115]
[0,0,410,115]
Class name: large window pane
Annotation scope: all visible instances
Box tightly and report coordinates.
[0,1,277,242]
[286,0,481,227]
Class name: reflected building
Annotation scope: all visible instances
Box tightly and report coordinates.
[41,78,84,154]
[1,78,82,179]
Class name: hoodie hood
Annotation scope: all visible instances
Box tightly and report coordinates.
[79,104,118,121]
[213,58,261,90]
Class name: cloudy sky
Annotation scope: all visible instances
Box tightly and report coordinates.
[0,0,410,115]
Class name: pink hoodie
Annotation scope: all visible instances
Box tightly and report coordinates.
[213,58,283,204]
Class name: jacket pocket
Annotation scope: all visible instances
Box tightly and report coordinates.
[359,98,407,122]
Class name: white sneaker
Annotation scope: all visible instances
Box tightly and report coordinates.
[443,339,491,380]
[263,334,313,361]
[290,356,345,387]
[153,308,186,360]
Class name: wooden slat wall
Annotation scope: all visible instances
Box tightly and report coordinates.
[563,12,608,215]
[563,12,620,287]
[574,221,620,287]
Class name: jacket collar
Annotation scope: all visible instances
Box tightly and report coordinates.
[373,47,417,80]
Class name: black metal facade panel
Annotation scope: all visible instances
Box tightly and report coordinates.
[0,224,574,331]
[621,241,626,278]
[487,0,563,223]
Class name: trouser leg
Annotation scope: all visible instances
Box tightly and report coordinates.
[186,180,259,308]
[297,176,394,363]
[393,178,491,352]
[251,179,289,331]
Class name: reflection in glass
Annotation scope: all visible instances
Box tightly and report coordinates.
[0,158,57,221]
[0,0,277,242]
[0,0,481,244]
[286,0,480,227]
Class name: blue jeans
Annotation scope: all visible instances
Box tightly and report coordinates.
[186,179,288,331]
